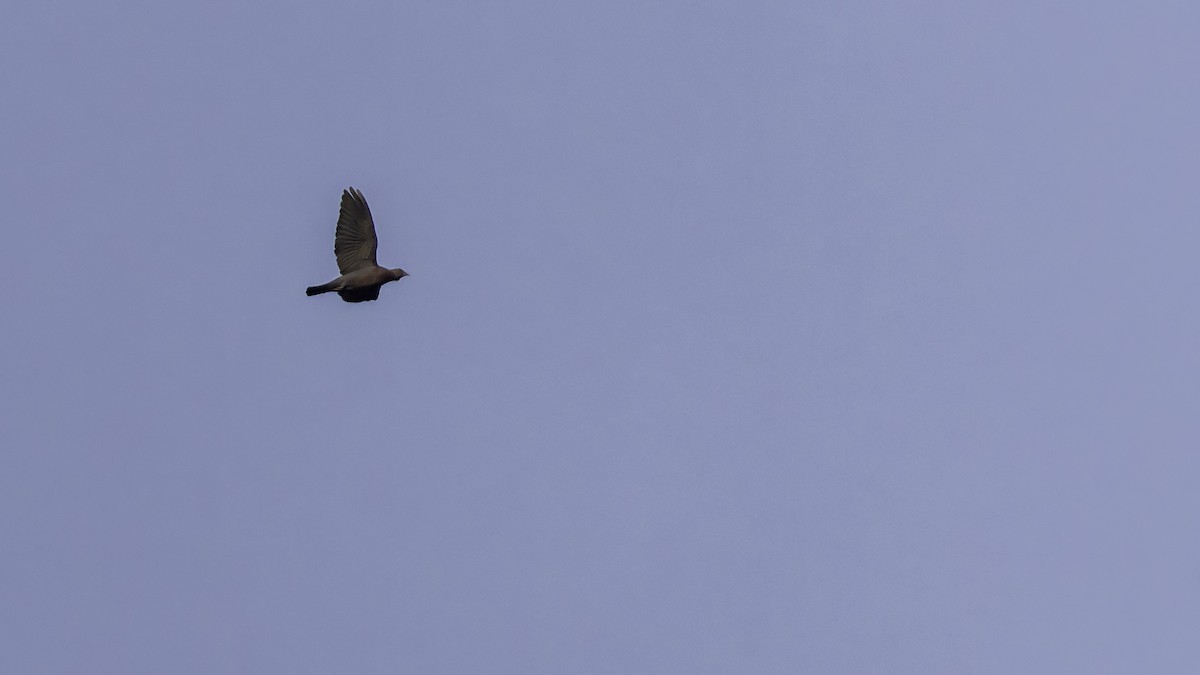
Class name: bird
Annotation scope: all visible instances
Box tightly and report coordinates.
[306,187,408,302]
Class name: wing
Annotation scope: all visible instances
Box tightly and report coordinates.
[338,286,381,303]
[334,187,379,274]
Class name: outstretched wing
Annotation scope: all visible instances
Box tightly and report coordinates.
[334,187,378,274]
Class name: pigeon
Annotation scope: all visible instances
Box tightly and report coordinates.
[306,187,408,302]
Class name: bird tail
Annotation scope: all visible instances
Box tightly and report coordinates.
[306,283,334,296]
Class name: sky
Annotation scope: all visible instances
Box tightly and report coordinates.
[2,2,1198,672]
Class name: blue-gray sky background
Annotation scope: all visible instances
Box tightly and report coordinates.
[2,2,1197,672]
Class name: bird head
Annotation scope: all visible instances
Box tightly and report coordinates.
[390,268,409,281]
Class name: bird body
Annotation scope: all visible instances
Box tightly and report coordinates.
[306,187,407,302]
[305,266,408,302]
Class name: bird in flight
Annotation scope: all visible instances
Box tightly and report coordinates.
[306,187,408,302]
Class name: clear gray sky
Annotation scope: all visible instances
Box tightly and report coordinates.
[2,2,1197,672]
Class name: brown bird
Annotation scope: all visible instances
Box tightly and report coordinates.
[306,187,408,302]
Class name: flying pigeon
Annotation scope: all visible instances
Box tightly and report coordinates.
[306,187,408,302]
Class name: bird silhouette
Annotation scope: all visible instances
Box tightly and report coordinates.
[306,188,408,302]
